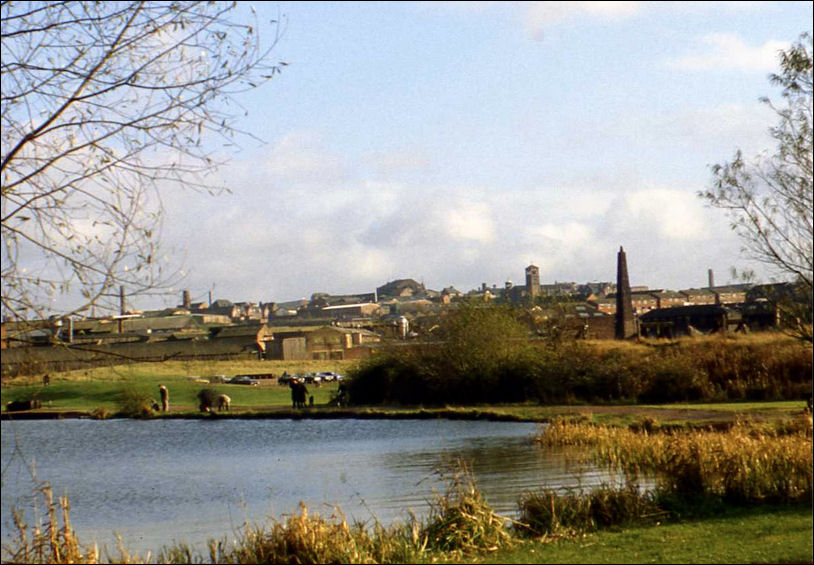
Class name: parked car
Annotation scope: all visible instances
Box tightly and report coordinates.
[277,373,294,385]
[303,372,321,385]
[227,375,259,386]
[317,372,343,382]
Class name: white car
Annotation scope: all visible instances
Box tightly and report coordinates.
[318,372,344,382]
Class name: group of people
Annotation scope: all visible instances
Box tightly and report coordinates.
[289,378,310,409]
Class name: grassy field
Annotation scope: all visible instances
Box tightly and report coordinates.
[473,502,813,564]
[1,356,809,424]
[0,359,357,413]
[1,374,807,424]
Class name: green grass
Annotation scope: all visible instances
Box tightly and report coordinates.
[2,359,355,414]
[1,356,809,424]
[641,400,805,412]
[473,503,813,564]
[0,376,341,413]
[1,372,806,425]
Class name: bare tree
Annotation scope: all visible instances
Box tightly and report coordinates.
[701,33,813,341]
[1,1,285,321]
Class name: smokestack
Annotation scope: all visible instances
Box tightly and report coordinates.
[708,269,714,289]
[182,289,191,309]
[615,246,636,340]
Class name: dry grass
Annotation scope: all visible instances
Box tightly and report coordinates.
[3,359,358,386]
[419,461,513,556]
[536,413,814,503]
[518,484,664,536]
[2,485,100,564]
[587,332,806,353]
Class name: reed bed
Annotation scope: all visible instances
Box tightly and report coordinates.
[2,484,100,564]
[536,414,814,503]
[518,484,664,536]
[418,462,513,555]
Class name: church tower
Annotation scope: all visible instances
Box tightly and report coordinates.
[615,247,636,339]
[525,264,540,301]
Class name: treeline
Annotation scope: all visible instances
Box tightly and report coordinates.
[346,305,812,405]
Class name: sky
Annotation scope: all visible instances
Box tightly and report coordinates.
[154,1,813,308]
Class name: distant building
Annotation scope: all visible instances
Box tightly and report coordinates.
[711,285,749,305]
[376,279,427,299]
[525,265,540,300]
[680,288,717,306]
[320,302,381,319]
[639,305,736,338]
[265,325,380,361]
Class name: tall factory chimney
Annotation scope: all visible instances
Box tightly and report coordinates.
[615,247,636,339]
[708,269,715,289]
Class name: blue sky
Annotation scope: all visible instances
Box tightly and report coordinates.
[156,1,813,307]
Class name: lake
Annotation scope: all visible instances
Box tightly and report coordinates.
[1,418,619,557]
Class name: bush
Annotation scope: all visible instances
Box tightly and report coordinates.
[115,387,155,419]
[346,334,811,406]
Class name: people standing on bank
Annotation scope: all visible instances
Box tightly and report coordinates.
[289,378,298,408]
[297,380,309,408]
[158,385,169,412]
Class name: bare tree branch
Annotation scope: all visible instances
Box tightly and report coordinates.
[701,33,813,341]
[1,1,286,320]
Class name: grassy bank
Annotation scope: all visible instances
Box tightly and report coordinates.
[478,502,813,564]
[2,334,811,425]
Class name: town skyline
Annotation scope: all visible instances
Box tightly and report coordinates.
[150,3,813,310]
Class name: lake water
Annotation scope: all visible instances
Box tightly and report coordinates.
[1,418,619,556]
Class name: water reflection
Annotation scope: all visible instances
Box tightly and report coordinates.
[1,418,626,556]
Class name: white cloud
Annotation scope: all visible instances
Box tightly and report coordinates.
[526,1,640,26]
[443,201,495,242]
[362,149,432,178]
[607,188,709,240]
[525,1,640,38]
[670,33,790,72]
[260,131,347,185]
[153,122,772,305]
[527,221,592,246]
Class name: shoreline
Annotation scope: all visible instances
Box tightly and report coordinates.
[0,407,539,422]
[1,404,774,429]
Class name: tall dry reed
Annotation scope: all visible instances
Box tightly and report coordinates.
[536,414,814,503]
[2,484,100,564]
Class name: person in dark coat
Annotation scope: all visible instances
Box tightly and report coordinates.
[289,378,299,408]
